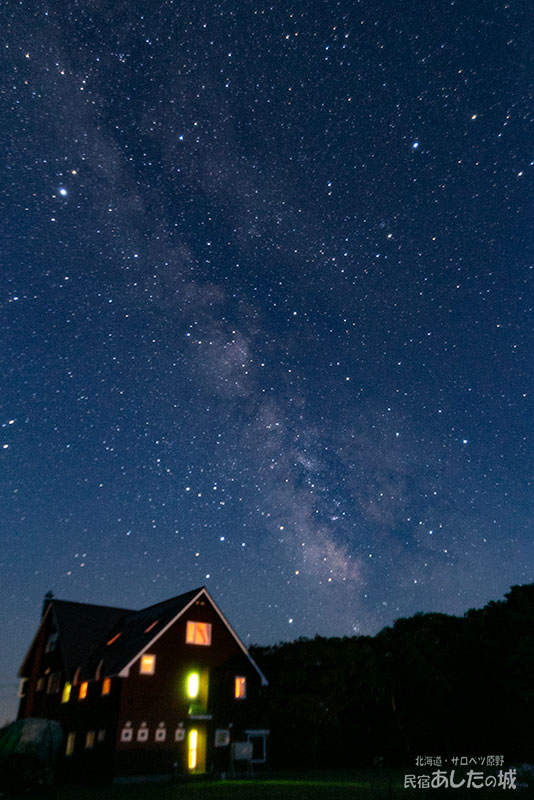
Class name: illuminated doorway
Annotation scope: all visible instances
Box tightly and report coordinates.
[187,727,206,773]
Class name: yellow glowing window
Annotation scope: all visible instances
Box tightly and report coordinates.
[62,682,72,703]
[78,681,88,700]
[234,676,246,699]
[188,729,198,770]
[185,621,211,646]
[187,672,200,698]
[102,677,111,696]
[140,654,156,675]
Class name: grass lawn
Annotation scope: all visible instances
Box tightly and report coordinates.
[51,772,395,800]
[32,768,520,800]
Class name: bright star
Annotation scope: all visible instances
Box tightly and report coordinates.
[58,187,68,196]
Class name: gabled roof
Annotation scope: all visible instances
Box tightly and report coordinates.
[19,588,268,686]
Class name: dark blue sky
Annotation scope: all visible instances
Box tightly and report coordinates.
[1,0,532,722]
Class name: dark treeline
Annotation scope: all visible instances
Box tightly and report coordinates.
[250,584,534,768]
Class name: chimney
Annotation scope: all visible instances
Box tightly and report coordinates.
[42,590,54,617]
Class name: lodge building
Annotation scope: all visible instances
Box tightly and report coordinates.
[17,587,268,781]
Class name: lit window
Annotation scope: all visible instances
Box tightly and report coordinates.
[234,676,246,699]
[78,681,88,700]
[85,731,95,749]
[188,729,198,770]
[36,678,45,692]
[65,733,76,756]
[102,677,111,696]
[62,682,72,703]
[187,672,200,699]
[185,621,211,646]
[140,654,156,675]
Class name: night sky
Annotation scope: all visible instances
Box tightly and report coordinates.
[1,0,532,722]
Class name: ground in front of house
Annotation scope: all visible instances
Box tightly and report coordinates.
[20,768,528,800]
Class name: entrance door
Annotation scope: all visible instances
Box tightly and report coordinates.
[187,726,206,774]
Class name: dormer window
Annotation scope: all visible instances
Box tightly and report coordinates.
[139,654,156,675]
[185,621,211,646]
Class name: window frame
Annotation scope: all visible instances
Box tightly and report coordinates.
[185,620,212,646]
[139,654,156,675]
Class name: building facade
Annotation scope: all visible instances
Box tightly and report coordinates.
[17,588,268,781]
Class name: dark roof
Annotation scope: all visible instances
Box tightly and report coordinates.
[52,600,132,681]
[85,587,201,678]
[20,587,268,685]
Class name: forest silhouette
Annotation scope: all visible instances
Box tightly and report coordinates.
[251,584,534,767]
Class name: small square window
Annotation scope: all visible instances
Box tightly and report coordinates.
[215,729,230,747]
[140,654,156,675]
[102,677,111,695]
[234,676,246,699]
[175,727,185,742]
[185,621,212,646]
[155,726,167,742]
[120,727,133,742]
[137,725,149,742]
